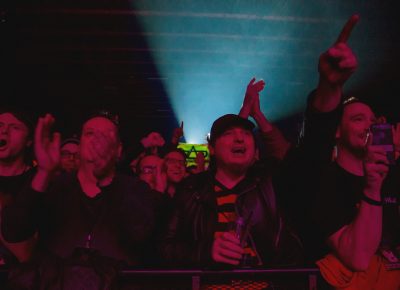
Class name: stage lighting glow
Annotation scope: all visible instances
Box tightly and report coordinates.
[132,1,365,143]
[178,142,209,167]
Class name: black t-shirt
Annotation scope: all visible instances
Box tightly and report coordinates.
[273,102,341,263]
[0,167,35,197]
[0,167,35,264]
[314,162,364,240]
[314,162,400,255]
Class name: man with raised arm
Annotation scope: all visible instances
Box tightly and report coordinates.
[160,78,301,273]
[281,14,400,289]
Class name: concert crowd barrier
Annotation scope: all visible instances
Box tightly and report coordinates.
[1,266,330,289]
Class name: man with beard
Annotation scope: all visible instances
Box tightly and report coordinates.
[313,98,400,289]
[277,14,400,289]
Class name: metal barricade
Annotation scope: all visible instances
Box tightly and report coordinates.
[120,268,328,289]
[0,266,329,289]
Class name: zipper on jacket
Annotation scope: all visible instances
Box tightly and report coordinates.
[234,185,262,265]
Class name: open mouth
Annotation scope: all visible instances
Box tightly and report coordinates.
[0,139,8,149]
[231,147,246,155]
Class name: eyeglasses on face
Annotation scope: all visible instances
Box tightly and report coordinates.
[140,165,157,175]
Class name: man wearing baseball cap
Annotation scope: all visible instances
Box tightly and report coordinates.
[160,78,302,273]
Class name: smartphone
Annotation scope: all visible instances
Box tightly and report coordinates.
[370,123,395,165]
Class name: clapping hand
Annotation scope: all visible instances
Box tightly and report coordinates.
[141,132,165,149]
[241,77,266,119]
[34,114,61,173]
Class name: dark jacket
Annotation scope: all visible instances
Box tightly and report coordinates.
[160,168,303,268]
[2,172,158,266]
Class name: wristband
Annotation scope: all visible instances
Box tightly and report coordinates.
[361,194,383,206]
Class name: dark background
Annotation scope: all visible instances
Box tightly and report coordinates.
[1,0,399,155]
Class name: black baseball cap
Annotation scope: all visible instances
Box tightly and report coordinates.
[341,95,374,108]
[208,114,255,145]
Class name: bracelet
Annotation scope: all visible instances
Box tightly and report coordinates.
[361,194,383,206]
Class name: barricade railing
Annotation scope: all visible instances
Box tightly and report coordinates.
[0,266,329,289]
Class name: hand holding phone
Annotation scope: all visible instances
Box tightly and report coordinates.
[370,123,395,165]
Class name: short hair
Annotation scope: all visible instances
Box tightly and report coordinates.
[341,95,373,109]
[80,109,121,140]
[340,95,374,121]
[163,147,187,161]
[84,109,119,127]
[0,106,35,165]
[0,106,35,139]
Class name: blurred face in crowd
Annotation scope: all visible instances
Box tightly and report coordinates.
[164,151,186,184]
[138,155,162,189]
[336,102,376,155]
[0,113,31,162]
[80,117,121,167]
[60,142,80,173]
[210,126,257,173]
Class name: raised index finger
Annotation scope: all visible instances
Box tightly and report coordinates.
[335,14,360,44]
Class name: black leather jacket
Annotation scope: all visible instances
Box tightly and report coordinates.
[160,167,303,268]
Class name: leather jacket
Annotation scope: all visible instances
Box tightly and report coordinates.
[160,167,303,268]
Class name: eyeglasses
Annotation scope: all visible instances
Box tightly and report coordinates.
[60,150,79,159]
[140,165,157,175]
[165,158,186,167]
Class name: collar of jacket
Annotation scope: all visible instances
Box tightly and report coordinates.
[188,170,260,208]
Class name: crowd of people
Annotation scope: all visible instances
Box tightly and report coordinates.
[1,15,399,290]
